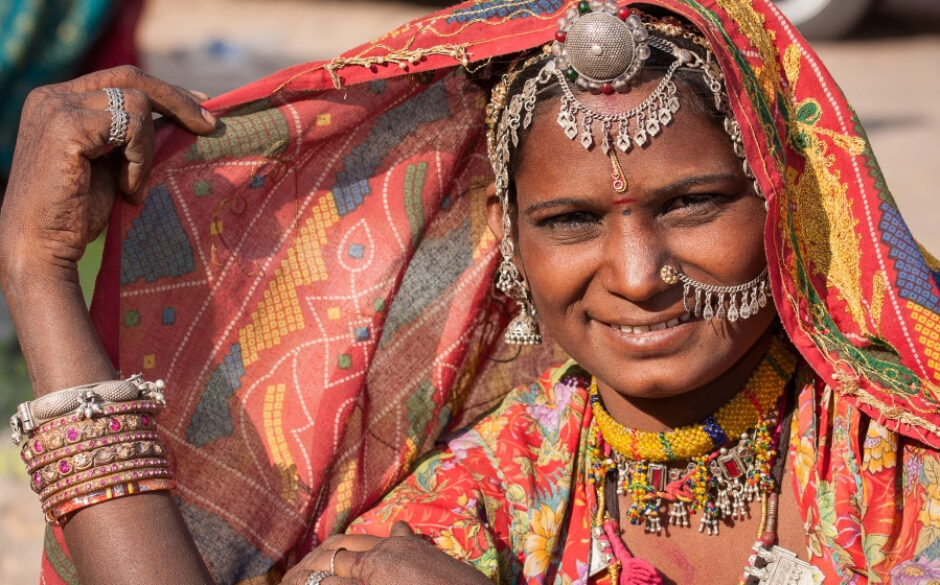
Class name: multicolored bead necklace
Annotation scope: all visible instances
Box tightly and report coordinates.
[588,336,797,535]
[590,336,796,463]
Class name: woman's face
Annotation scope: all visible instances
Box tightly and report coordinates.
[494,82,775,402]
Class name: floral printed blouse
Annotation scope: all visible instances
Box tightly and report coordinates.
[349,362,940,584]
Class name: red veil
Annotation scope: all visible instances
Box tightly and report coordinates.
[40,1,940,583]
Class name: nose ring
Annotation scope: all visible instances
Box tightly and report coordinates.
[659,264,770,322]
[660,265,679,285]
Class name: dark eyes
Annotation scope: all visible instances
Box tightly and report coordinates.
[536,211,600,231]
[535,193,729,230]
[665,193,730,214]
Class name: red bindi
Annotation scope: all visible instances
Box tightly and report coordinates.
[612,197,636,205]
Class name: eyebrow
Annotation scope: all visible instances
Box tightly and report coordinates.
[522,197,592,217]
[656,173,741,195]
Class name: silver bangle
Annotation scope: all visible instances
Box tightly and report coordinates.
[9,375,165,445]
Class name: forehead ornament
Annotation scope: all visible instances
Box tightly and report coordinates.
[555,6,651,90]
[549,2,699,155]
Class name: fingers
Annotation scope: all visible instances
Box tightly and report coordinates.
[66,82,205,197]
[70,106,151,198]
[53,66,217,135]
[118,103,155,198]
[320,533,384,553]
[389,521,416,537]
[322,577,357,585]
[286,535,379,576]
[280,566,356,585]
[331,548,366,580]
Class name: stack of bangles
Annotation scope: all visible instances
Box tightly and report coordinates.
[9,375,175,526]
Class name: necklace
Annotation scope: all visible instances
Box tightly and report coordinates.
[589,336,797,463]
[584,337,817,584]
[589,336,797,534]
[589,474,818,585]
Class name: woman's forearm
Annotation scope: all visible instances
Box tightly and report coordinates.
[1,256,214,585]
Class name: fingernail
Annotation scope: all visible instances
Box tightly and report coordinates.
[190,90,210,100]
[202,107,218,126]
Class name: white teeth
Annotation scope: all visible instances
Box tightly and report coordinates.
[617,313,691,334]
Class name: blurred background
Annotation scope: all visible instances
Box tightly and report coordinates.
[1,0,938,582]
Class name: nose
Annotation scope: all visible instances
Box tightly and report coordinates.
[598,222,669,304]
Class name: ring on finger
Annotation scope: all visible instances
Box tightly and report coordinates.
[329,547,346,576]
[103,87,125,112]
[107,108,129,146]
[303,570,332,585]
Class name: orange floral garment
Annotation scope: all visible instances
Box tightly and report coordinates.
[351,362,940,584]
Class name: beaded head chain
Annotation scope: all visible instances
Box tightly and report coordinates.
[484,5,769,342]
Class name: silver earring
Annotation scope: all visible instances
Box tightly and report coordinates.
[495,209,542,345]
[496,256,542,345]
[660,265,770,322]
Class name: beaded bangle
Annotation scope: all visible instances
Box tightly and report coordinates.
[42,467,174,511]
[39,457,170,500]
[45,477,176,526]
[24,412,158,459]
[24,430,163,474]
[20,400,164,464]
[30,439,167,492]
[590,336,796,462]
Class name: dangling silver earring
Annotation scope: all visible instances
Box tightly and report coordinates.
[660,265,770,322]
[495,213,542,345]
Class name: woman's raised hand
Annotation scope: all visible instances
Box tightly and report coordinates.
[0,68,220,585]
[282,522,493,585]
[0,65,218,279]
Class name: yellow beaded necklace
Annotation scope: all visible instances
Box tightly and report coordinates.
[589,336,797,462]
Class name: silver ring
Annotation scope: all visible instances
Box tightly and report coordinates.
[303,570,332,585]
[329,548,346,576]
[103,87,125,112]
[107,108,129,146]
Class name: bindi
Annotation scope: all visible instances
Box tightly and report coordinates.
[612,195,635,215]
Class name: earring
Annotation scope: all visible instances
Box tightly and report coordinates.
[495,214,542,345]
[503,295,542,345]
[660,265,770,322]
[496,255,542,345]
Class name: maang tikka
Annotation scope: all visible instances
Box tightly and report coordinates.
[485,3,764,344]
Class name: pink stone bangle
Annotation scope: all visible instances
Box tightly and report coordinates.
[38,457,170,500]
[30,439,168,493]
[24,430,162,474]
[42,467,174,511]
[23,412,158,461]
[19,401,164,464]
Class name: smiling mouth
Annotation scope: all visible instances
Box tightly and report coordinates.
[611,312,692,334]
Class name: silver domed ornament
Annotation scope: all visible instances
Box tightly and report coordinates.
[552,2,651,93]
[549,2,698,159]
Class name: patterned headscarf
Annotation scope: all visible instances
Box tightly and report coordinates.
[39,1,940,583]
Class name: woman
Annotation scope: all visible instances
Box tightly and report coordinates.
[2,1,938,585]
